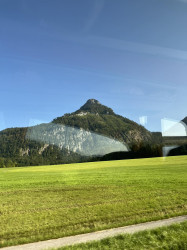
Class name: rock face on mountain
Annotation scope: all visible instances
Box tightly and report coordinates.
[26,122,128,157]
[0,127,85,166]
[0,99,157,166]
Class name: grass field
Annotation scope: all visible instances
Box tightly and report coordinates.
[0,156,187,247]
[56,221,187,250]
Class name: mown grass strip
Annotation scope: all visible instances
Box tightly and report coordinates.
[56,221,187,250]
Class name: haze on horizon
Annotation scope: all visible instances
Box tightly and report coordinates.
[0,0,187,132]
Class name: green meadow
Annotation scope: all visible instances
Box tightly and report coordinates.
[0,156,187,247]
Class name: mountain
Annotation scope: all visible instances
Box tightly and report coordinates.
[52,99,153,145]
[0,99,161,167]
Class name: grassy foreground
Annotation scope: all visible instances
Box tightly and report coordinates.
[56,221,187,250]
[0,156,187,247]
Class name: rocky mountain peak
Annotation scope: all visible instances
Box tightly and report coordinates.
[85,99,100,105]
[76,99,114,115]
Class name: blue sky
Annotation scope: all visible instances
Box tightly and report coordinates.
[0,0,187,132]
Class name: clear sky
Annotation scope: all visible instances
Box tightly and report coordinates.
[0,0,187,132]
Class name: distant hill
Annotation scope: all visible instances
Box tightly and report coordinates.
[0,99,163,167]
